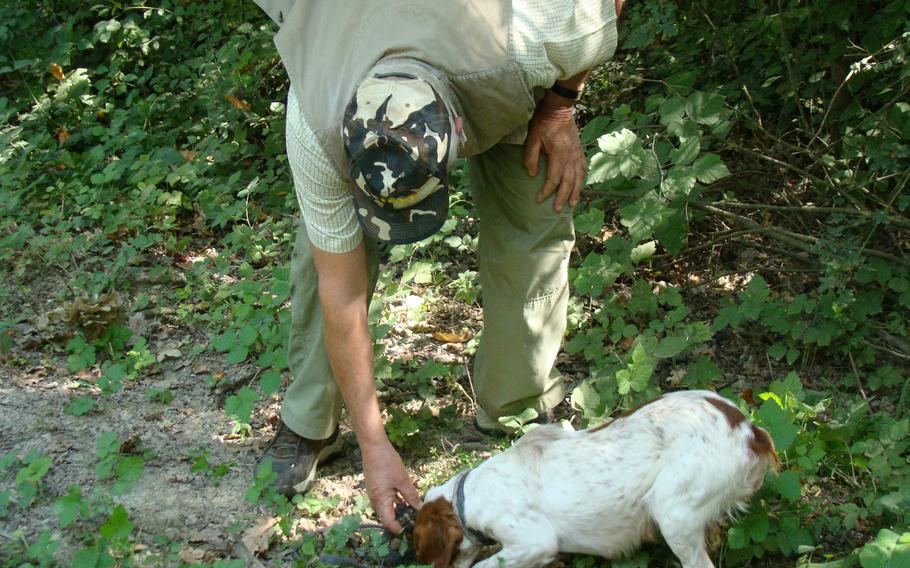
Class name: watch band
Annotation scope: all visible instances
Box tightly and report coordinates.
[549,82,582,101]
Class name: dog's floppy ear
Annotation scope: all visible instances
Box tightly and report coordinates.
[413,497,463,568]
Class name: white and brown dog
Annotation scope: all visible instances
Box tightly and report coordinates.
[413,390,779,568]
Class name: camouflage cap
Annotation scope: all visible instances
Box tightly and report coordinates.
[343,73,455,244]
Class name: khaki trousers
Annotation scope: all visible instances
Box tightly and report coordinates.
[282,143,574,438]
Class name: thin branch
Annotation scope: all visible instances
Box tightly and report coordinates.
[694,202,910,266]
[680,267,822,293]
[848,353,868,400]
[710,200,910,230]
[728,143,866,209]
[863,340,910,362]
[775,0,811,131]
[650,229,767,261]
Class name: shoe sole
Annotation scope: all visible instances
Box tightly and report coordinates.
[291,431,344,494]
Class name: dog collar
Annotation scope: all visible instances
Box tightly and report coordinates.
[455,470,497,546]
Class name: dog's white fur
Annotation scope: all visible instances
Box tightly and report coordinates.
[413,390,779,568]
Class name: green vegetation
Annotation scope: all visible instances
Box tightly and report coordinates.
[1,0,908,566]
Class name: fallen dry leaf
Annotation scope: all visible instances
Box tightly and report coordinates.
[432,330,473,344]
[56,126,70,145]
[62,292,126,340]
[241,517,278,556]
[180,149,197,162]
[667,367,687,386]
[49,63,64,82]
[225,95,251,112]
[178,547,205,563]
[156,347,182,362]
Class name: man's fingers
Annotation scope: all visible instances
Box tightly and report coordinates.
[571,160,586,207]
[553,167,575,213]
[376,497,403,534]
[537,163,563,204]
[400,482,423,510]
[523,139,542,177]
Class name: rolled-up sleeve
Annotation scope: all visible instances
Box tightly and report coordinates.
[285,86,363,253]
[511,0,619,89]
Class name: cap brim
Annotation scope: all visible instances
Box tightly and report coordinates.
[352,182,449,245]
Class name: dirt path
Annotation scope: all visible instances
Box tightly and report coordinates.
[0,291,501,566]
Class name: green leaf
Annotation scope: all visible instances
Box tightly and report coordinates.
[72,547,101,568]
[67,343,97,373]
[402,261,434,285]
[683,355,721,387]
[498,408,538,431]
[670,137,701,166]
[653,206,688,255]
[95,432,120,459]
[574,207,605,237]
[620,192,666,243]
[775,470,802,501]
[111,456,145,495]
[598,128,638,154]
[570,380,604,420]
[746,514,770,543]
[238,324,259,347]
[628,279,659,316]
[739,275,770,320]
[260,369,282,396]
[98,363,126,395]
[756,398,798,451]
[691,153,731,184]
[581,115,610,144]
[212,332,236,352]
[225,387,258,424]
[589,128,646,182]
[99,505,133,540]
[685,91,726,126]
[64,396,95,416]
[660,166,697,201]
[630,241,657,264]
[659,96,686,128]
[727,525,748,549]
[226,344,249,365]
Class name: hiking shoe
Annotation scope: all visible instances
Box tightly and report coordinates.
[257,421,344,497]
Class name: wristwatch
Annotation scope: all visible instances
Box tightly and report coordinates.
[549,82,583,101]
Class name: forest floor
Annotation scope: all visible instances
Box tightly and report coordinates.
[0,230,789,568]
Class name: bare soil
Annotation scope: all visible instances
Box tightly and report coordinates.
[0,235,799,567]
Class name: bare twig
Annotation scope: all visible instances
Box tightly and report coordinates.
[848,353,868,400]
[863,340,910,362]
[694,202,910,266]
[699,9,764,130]
[680,267,822,292]
[809,37,904,146]
[775,0,811,131]
[462,362,478,409]
[728,142,865,209]
[711,200,910,230]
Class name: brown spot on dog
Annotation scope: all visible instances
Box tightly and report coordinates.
[588,396,664,433]
[704,396,747,429]
[749,424,781,471]
[413,498,464,568]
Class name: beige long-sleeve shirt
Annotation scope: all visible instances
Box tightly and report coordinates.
[286,0,619,253]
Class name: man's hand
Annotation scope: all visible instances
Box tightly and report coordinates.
[362,438,422,534]
[523,67,591,214]
[523,99,586,213]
